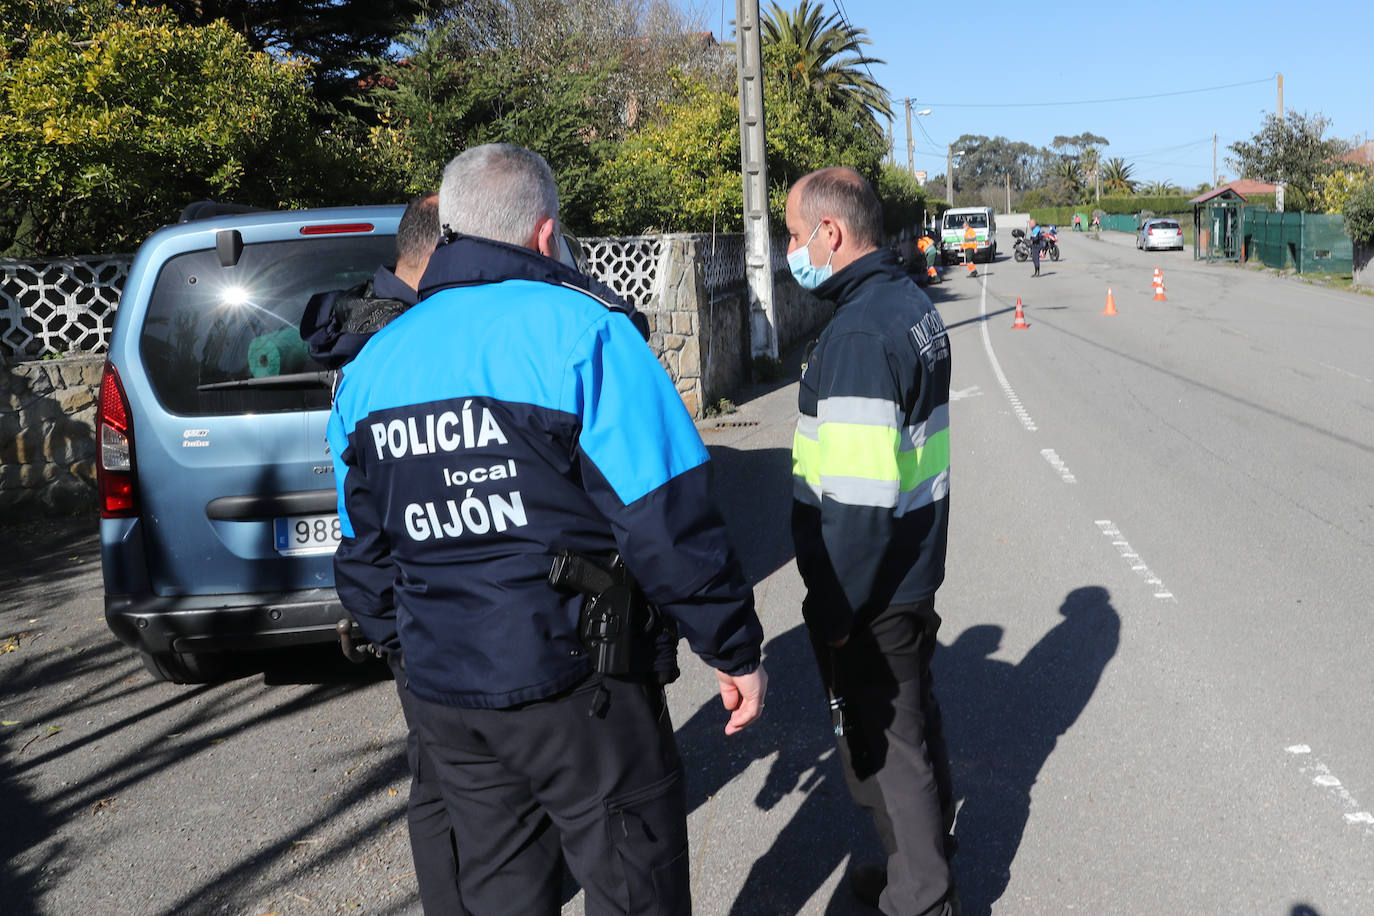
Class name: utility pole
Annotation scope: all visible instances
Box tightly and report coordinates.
[1276,73,1286,212]
[905,100,914,176]
[734,0,775,358]
[1213,132,1218,186]
[1005,174,1011,213]
[886,118,895,167]
[945,144,953,205]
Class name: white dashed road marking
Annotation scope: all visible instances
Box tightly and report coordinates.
[1285,745,1374,834]
[1040,448,1077,484]
[1094,520,1175,600]
[971,277,1178,603]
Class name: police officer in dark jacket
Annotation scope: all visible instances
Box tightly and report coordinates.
[327,143,767,915]
[301,193,470,915]
[787,167,957,916]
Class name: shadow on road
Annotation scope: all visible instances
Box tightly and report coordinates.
[0,515,410,916]
[937,585,1121,914]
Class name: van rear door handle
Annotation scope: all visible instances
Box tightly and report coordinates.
[205,489,337,520]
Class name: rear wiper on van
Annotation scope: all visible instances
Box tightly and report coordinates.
[197,371,336,392]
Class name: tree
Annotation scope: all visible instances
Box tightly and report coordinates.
[875,164,928,236]
[360,1,722,232]
[1313,168,1373,216]
[1052,132,1108,201]
[760,0,890,135]
[1227,111,1352,207]
[1101,157,1137,195]
[362,21,616,231]
[162,0,424,107]
[0,1,366,255]
[1052,158,1084,197]
[593,73,742,233]
[1141,179,1180,196]
[594,44,887,235]
[944,134,1049,196]
[1343,180,1374,245]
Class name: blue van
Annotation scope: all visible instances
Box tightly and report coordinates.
[99,205,404,682]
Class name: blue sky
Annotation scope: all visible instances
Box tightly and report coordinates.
[704,0,1372,190]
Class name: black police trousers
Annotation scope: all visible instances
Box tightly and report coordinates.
[391,659,467,915]
[405,673,690,915]
[811,597,957,916]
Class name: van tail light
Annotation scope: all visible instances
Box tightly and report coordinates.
[98,361,137,517]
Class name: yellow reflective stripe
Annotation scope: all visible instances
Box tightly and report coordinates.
[795,415,951,509]
[793,427,820,485]
[818,422,900,481]
[897,428,950,492]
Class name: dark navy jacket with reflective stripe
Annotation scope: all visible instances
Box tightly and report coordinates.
[791,247,951,643]
[327,235,762,709]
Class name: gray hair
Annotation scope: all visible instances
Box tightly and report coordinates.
[438,144,559,246]
[796,167,884,250]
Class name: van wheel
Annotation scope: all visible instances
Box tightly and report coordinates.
[141,650,231,684]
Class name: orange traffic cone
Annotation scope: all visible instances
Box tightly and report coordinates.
[1102,287,1118,315]
[1152,268,1168,301]
[1011,298,1029,329]
[1152,266,1163,289]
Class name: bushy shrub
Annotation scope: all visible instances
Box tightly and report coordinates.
[1344,182,1374,245]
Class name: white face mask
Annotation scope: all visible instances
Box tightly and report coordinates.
[787,221,834,290]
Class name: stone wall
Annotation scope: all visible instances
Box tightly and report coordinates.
[641,236,828,416]
[1,355,102,519]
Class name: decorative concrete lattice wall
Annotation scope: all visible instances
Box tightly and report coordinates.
[1,256,131,361]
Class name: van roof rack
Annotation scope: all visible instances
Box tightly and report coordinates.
[178,201,264,223]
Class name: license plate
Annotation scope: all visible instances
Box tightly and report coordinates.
[274,515,341,556]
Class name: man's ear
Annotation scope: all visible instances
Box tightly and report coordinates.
[534,217,559,258]
[823,217,844,253]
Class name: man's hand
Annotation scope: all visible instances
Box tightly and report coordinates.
[716,665,768,736]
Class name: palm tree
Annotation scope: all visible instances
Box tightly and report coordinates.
[1053,157,1084,197]
[761,0,891,133]
[1102,157,1137,195]
[1141,179,1180,196]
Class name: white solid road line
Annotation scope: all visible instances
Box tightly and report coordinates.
[977,276,1037,432]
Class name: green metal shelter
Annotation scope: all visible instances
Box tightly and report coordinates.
[1189,187,1245,262]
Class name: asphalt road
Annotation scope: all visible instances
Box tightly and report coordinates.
[2,230,1372,915]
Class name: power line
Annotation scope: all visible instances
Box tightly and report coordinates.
[915,75,1276,109]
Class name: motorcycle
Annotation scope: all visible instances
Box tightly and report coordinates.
[1012,227,1060,262]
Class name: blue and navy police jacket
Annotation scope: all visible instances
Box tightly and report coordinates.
[327,234,763,709]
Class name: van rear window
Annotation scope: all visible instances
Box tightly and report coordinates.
[139,236,395,416]
[945,214,987,229]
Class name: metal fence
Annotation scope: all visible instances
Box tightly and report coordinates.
[1241,209,1353,274]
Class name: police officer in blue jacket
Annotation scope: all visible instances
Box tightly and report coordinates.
[327,143,768,915]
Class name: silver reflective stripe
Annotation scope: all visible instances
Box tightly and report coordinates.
[817,396,901,428]
[819,474,899,508]
[796,414,820,440]
[798,470,950,512]
[895,469,949,516]
[900,404,950,452]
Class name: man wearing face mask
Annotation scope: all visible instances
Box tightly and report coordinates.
[786,168,958,916]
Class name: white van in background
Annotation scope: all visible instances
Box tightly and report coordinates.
[939,206,997,264]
